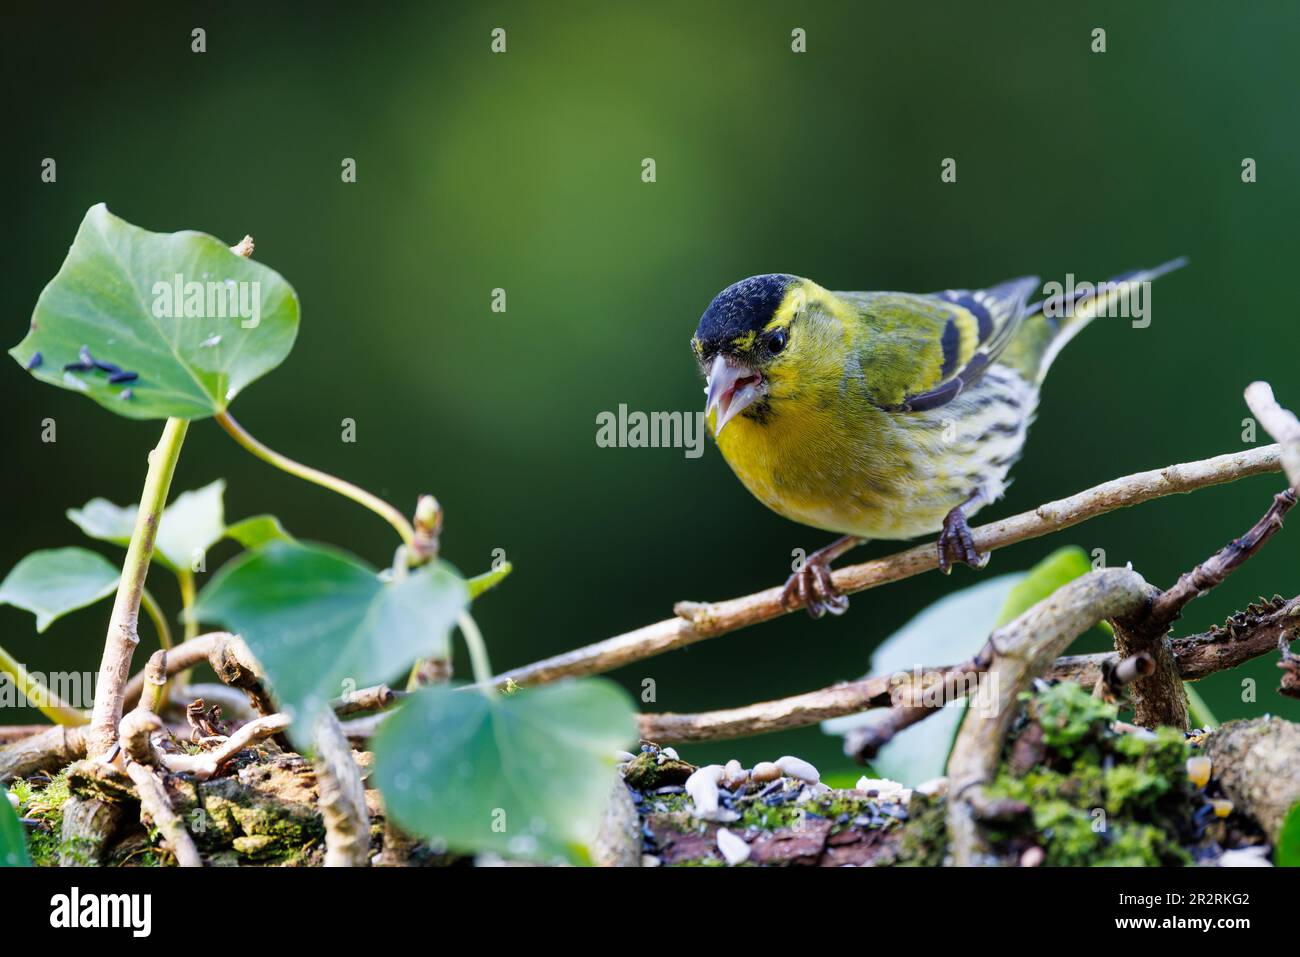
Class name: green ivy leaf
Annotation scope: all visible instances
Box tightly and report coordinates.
[68,480,227,572]
[0,786,31,867]
[1278,801,1300,867]
[224,514,295,549]
[373,680,636,864]
[191,542,467,733]
[0,547,120,632]
[10,204,299,420]
[467,561,513,600]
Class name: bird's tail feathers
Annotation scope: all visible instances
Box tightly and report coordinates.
[1009,257,1188,385]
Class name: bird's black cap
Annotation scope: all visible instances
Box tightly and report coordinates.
[693,274,794,357]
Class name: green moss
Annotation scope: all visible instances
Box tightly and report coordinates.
[987,685,1193,867]
[1026,682,1117,756]
[731,790,882,834]
[18,770,74,867]
[192,789,323,864]
[621,752,694,790]
[737,799,805,831]
[669,854,728,867]
[894,794,947,866]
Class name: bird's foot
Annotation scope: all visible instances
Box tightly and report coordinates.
[937,507,989,574]
[781,558,850,619]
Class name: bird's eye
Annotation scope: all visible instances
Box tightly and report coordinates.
[767,330,787,355]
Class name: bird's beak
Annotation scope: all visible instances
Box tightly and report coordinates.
[705,353,762,437]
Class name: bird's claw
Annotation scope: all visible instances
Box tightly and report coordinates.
[937,507,989,574]
[781,560,850,619]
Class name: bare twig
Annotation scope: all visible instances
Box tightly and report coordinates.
[497,445,1282,688]
[1172,594,1299,679]
[0,725,87,781]
[313,711,371,867]
[1114,485,1295,729]
[134,649,170,716]
[946,569,1150,866]
[119,710,202,867]
[1101,652,1155,692]
[637,596,1299,743]
[207,634,277,717]
[1245,382,1300,487]
[332,684,403,717]
[158,714,291,780]
[843,705,941,761]
[122,632,233,710]
[174,683,257,722]
[1145,488,1295,634]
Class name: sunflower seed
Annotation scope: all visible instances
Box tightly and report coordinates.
[776,755,820,784]
[716,827,750,865]
[684,764,724,818]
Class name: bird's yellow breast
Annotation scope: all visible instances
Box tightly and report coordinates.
[709,365,1034,541]
[711,398,934,539]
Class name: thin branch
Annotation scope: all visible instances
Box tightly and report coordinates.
[1145,488,1295,634]
[0,725,87,781]
[215,410,416,550]
[122,632,233,710]
[1246,382,1300,487]
[313,711,371,867]
[946,569,1150,865]
[158,713,291,780]
[1109,465,1296,729]
[0,644,88,726]
[86,417,189,758]
[139,587,173,650]
[176,683,257,722]
[332,684,402,717]
[1102,652,1155,692]
[1176,597,1299,682]
[638,595,1299,744]
[119,710,202,867]
[134,649,170,717]
[496,445,1282,688]
[207,633,278,717]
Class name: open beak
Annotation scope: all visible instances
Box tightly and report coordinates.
[705,353,763,436]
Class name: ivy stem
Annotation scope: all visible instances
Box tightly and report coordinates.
[0,642,88,726]
[214,410,416,550]
[86,417,189,757]
[177,568,199,642]
[458,610,494,696]
[139,588,173,650]
[1184,682,1220,729]
[141,584,182,710]
[171,567,201,696]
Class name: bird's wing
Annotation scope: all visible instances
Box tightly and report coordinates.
[843,276,1040,412]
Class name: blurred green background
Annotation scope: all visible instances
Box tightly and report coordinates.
[2,1,1297,776]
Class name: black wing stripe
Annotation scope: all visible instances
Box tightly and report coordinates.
[941,292,994,343]
[895,354,991,412]
[939,318,961,379]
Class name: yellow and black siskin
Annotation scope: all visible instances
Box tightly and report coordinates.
[691,260,1185,617]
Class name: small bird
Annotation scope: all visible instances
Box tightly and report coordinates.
[692,260,1185,617]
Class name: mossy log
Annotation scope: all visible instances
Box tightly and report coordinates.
[1204,716,1300,844]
